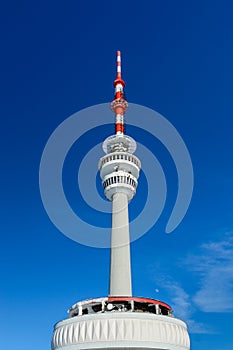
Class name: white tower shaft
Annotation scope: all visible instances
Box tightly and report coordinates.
[110,192,132,296]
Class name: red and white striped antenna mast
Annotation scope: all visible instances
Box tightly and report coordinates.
[102,51,136,154]
[116,50,123,80]
[110,50,128,135]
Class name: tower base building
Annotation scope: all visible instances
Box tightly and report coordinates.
[52,297,190,350]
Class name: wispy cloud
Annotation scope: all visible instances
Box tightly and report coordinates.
[151,231,233,333]
[185,232,233,313]
[159,277,211,334]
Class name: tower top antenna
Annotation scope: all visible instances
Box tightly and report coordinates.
[110,51,128,135]
[114,50,125,88]
[117,51,121,78]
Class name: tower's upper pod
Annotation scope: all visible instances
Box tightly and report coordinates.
[103,51,137,155]
[98,51,141,201]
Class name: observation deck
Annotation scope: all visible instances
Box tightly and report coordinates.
[68,296,172,318]
[52,296,190,350]
[98,151,141,201]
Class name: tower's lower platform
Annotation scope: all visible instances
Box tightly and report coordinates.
[52,297,190,350]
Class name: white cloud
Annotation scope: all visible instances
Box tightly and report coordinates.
[185,233,233,313]
[156,275,210,334]
[151,232,233,333]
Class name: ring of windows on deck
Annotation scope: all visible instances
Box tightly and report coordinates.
[103,174,137,189]
[100,153,140,168]
[69,299,172,318]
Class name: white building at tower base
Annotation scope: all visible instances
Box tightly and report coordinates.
[52,297,190,350]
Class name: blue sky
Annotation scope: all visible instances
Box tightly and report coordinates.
[1,1,233,349]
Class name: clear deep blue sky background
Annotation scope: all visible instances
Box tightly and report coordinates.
[1,1,233,349]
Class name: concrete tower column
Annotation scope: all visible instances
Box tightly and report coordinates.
[110,192,132,296]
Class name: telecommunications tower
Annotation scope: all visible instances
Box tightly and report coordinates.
[51,52,190,350]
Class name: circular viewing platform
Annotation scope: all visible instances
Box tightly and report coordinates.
[68,296,172,318]
[98,151,141,201]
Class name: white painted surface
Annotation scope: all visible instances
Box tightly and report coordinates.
[52,312,190,350]
[110,192,132,296]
